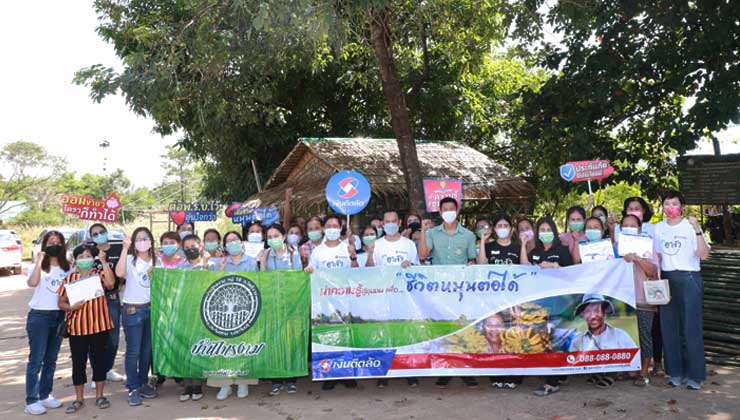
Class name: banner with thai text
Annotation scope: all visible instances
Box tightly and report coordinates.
[311,260,640,379]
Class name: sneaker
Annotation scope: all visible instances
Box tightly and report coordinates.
[686,379,702,390]
[107,370,124,382]
[533,384,560,397]
[191,386,204,401]
[40,396,62,409]
[491,382,504,388]
[179,386,192,402]
[503,382,517,389]
[140,384,158,399]
[376,379,388,388]
[321,381,336,391]
[216,385,232,401]
[269,383,283,396]
[667,377,683,387]
[286,382,297,394]
[24,402,46,415]
[435,377,451,388]
[128,389,142,406]
[237,384,249,398]
[407,378,419,387]
[462,377,479,388]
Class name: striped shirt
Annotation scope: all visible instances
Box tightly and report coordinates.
[58,269,114,336]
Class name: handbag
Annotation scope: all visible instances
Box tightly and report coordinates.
[56,315,70,339]
[644,279,671,305]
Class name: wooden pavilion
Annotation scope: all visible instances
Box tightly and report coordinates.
[243,137,535,221]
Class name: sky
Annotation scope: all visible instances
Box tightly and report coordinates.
[0,1,737,193]
[0,1,176,189]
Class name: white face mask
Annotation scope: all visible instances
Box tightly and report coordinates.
[621,227,639,236]
[324,228,341,241]
[287,234,301,246]
[383,222,399,236]
[179,231,192,240]
[247,233,263,243]
[441,211,457,224]
[495,228,510,239]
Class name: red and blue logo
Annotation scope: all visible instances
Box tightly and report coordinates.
[319,359,332,373]
[311,350,396,379]
[338,177,359,199]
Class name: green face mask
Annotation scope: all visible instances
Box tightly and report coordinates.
[76,258,94,271]
[268,238,284,250]
[568,221,585,232]
[598,215,607,225]
[307,231,322,242]
[376,227,384,237]
[539,232,555,244]
[204,241,220,252]
[476,228,487,239]
[225,240,242,256]
[362,236,376,246]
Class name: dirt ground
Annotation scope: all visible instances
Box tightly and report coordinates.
[1,267,738,420]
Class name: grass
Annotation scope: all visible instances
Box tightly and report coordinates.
[312,320,462,348]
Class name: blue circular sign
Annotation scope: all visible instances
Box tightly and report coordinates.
[325,170,371,215]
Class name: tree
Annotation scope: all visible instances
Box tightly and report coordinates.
[504,0,740,199]
[75,0,538,211]
[0,141,66,217]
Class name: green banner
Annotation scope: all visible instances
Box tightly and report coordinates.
[151,268,310,379]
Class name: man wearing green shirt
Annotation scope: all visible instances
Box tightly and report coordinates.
[418,197,479,388]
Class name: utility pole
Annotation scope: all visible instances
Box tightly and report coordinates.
[99,140,110,173]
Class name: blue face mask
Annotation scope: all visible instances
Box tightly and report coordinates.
[162,244,178,257]
[93,232,108,245]
[585,229,602,242]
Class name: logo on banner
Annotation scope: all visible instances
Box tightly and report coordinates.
[325,170,371,215]
[559,160,615,184]
[201,275,261,338]
[559,164,576,182]
[311,350,396,379]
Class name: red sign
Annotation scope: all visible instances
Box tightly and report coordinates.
[559,160,615,184]
[423,179,463,212]
[59,192,121,222]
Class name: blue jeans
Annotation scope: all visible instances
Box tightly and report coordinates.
[104,293,121,373]
[122,305,152,391]
[25,309,65,405]
[659,270,706,382]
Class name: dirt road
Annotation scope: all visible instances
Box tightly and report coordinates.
[1,267,738,420]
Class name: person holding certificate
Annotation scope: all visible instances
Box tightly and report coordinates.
[57,244,116,413]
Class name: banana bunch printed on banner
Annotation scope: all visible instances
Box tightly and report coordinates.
[441,325,489,353]
[503,304,552,354]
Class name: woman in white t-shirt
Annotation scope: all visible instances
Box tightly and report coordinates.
[115,227,158,406]
[303,215,358,391]
[23,230,72,416]
[653,190,709,390]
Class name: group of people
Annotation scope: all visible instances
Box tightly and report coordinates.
[23,189,709,415]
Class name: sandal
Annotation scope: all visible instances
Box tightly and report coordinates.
[633,376,650,387]
[95,396,110,409]
[594,374,616,389]
[65,400,83,414]
[533,384,560,396]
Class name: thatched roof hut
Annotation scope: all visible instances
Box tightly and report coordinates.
[244,137,535,218]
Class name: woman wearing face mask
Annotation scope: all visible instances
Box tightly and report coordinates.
[24,231,72,416]
[573,217,612,264]
[517,218,536,255]
[175,235,207,401]
[176,223,195,240]
[207,231,258,400]
[619,214,659,387]
[591,205,613,239]
[476,215,523,390]
[286,224,304,249]
[654,190,709,390]
[401,214,421,239]
[245,222,265,245]
[615,197,656,241]
[257,225,303,396]
[58,244,116,413]
[158,232,184,268]
[474,218,492,255]
[299,216,324,266]
[304,215,359,391]
[115,227,159,406]
[477,215,520,266]
[203,229,223,260]
[357,225,378,267]
[520,217,572,397]
[560,206,587,264]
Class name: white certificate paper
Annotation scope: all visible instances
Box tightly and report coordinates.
[243,242,264,259]
[580,239,615,263]
[65,275,104,305]
[618,234,653,259]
